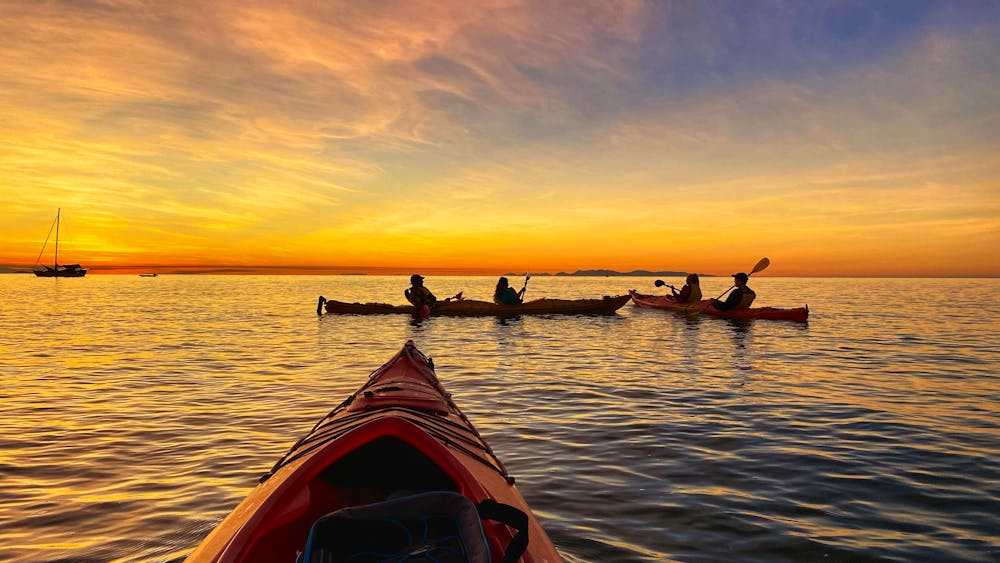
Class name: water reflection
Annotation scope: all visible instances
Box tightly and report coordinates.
[723,319,754,375]
[495,316,523,327]
[1,276,998,563]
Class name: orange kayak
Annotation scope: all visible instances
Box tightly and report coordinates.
[319,294,630,317]
[186,341,562,563]
[629,290,809,323]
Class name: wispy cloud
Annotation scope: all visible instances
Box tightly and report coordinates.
[1,0,997,275]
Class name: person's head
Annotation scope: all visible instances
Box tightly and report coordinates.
[732,272,749,287]
[410,274,424,287]
[494,276,509,297]
[686,273,700,285]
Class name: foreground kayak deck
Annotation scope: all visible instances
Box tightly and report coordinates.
[322,294,630,317]
[185,341,561,563]
[629,290,809,323]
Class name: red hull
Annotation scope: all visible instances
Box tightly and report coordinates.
[629,290,808,323]
[186,341,561,562]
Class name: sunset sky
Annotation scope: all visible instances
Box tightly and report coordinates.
[1,0,997,276]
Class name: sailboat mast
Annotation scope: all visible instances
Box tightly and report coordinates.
[54,208,60,268]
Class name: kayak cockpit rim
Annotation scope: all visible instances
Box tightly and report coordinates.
[219,417,497,561]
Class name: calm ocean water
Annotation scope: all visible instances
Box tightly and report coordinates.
[1,274,998,562]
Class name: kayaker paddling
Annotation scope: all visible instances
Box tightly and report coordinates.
[405,274,463,317]
[659,273,702,304]
[629,289,807,322]
[711,272,756,311]
[493,276,527,305]
[321,294,630,316]
[404,274,437,307]
[633,258,807,322]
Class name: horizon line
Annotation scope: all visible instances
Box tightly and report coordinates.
[1,268,996,279]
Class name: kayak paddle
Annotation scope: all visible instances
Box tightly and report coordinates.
[705,257,770,309]
[654,279,676,290]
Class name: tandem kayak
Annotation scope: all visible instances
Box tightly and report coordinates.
[319,294,630,317]
[629,290,809,323]
[185,341,561,563]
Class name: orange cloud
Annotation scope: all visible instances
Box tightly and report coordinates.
[1,1,997,276]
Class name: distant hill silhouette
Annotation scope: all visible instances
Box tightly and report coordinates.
[504,269,712,277]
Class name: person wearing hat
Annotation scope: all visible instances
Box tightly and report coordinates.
[711,272,756,311]
[404,274,438,307]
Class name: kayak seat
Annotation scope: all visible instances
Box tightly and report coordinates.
[300,491,490,563]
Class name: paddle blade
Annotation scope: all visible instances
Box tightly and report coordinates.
[654,279,666,287]
[526,272,531,281]
[751,257,770,275]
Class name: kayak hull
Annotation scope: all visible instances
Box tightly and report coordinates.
[324,294,630,317]
[629,290,808,323]
[185,341,561,563]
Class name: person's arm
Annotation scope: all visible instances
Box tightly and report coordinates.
[714,288,743,311]
[677,285,691,302]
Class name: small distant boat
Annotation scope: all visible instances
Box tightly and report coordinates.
[138,273,158,277]
[33,209,87,278]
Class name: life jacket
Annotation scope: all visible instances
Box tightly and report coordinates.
[735,287,756,308]
[406,286,436,306]
[686,285,703,303]
[496,288,521,305]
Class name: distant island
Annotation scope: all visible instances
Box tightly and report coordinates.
[504,269,712,277]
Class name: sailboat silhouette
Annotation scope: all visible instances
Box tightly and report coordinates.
[33,209,88,278]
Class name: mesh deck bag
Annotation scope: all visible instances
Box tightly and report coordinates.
[301,492,491,563]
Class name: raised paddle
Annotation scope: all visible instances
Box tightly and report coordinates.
[704,257,770,310]
[520,272,531,299]
[654,279,677,291]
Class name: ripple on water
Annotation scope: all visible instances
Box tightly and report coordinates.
[1,276,999,562]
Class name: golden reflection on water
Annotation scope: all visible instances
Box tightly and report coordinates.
[1,276,999,562]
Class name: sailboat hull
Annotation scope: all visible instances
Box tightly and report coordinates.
[34,266,87,277]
